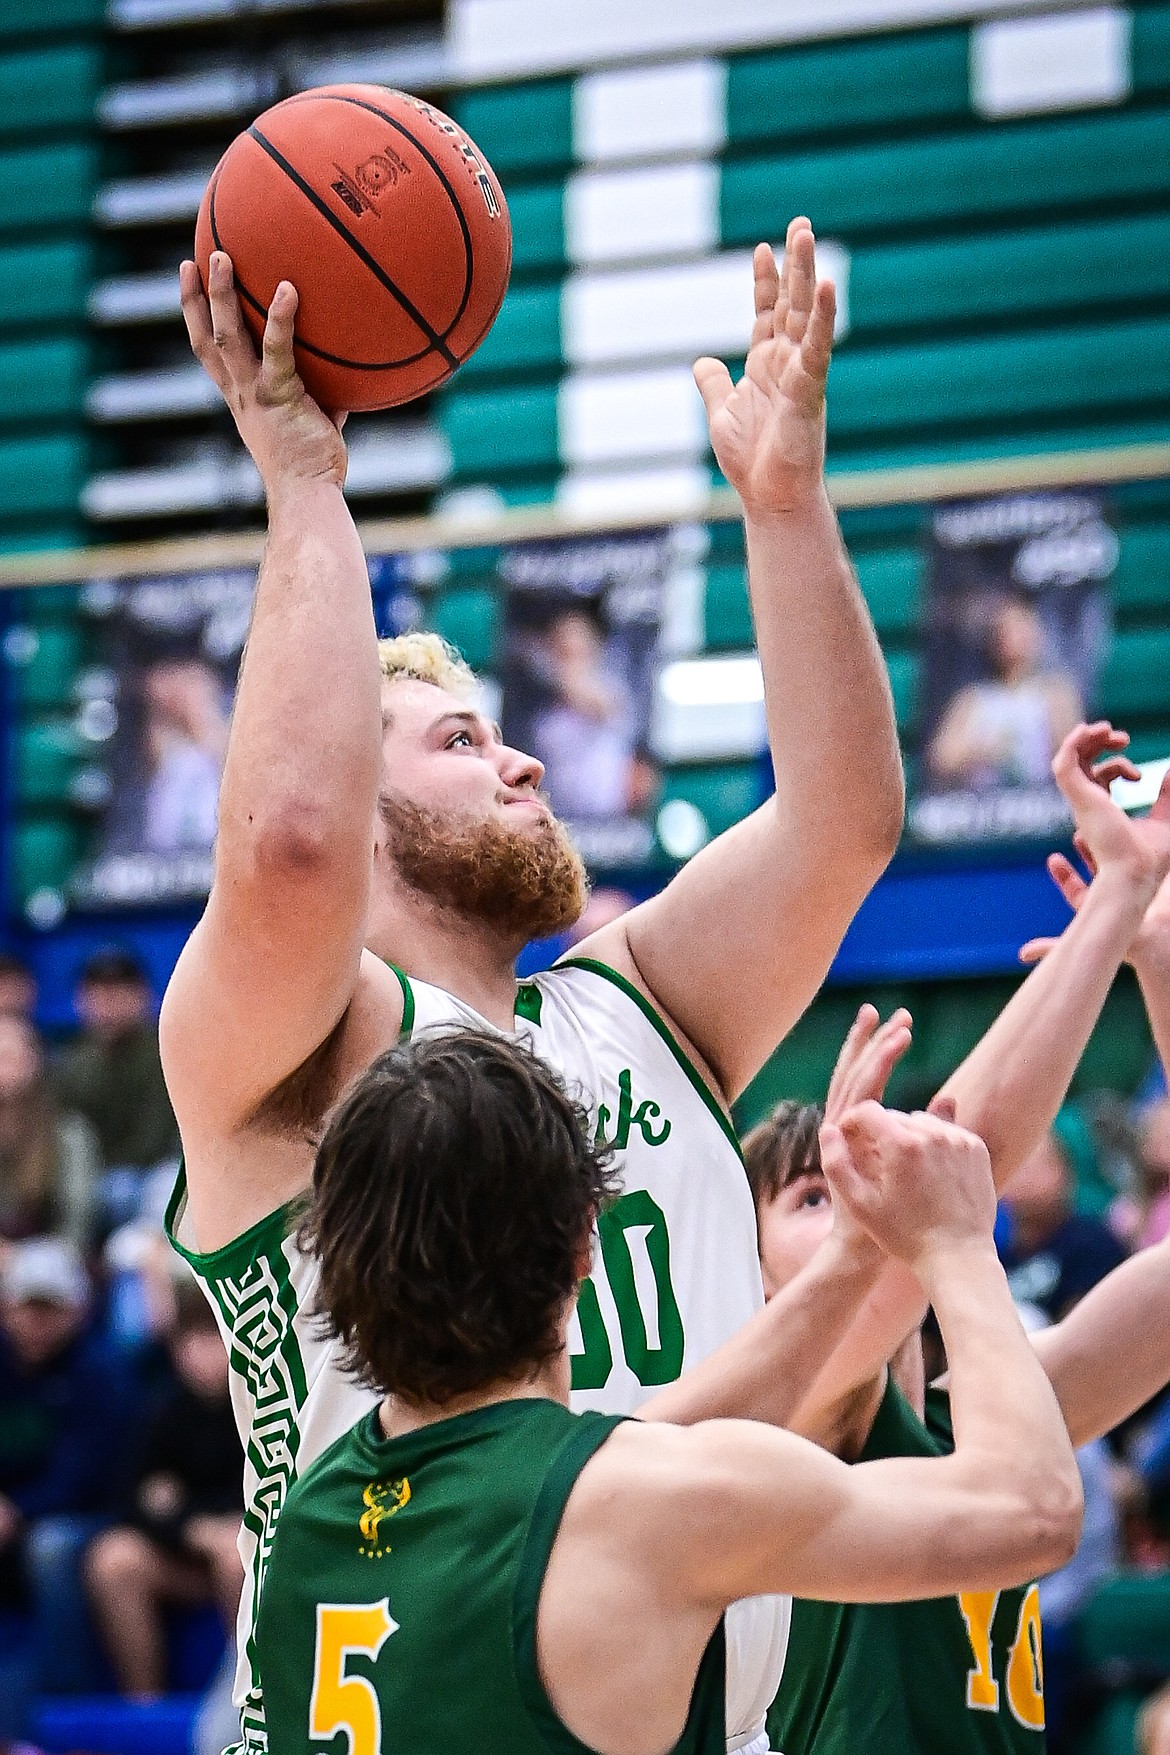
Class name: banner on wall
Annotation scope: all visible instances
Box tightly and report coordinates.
[908,490,1118,845]
[50,530,700,916]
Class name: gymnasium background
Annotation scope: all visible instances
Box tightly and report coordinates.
[0,0,1168,1751]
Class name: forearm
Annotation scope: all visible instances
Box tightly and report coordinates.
[746,490,902,857]
[787,1257,926,1442]
[1135,939,1170,1084]
[640,1230,882,1427]
[1033,1238,1170,1445]
[217,479,381,870]
[930,1244,1079,1522]
[938,870,1148,1188]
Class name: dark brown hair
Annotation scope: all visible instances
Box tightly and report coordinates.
[299,1030,620,1407]
[742,1100,825,1218]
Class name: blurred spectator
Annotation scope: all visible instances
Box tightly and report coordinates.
[998,1126,1127,1320]
[0,1239,134,1721]
[55,950,179,1227]
[565,886,636,947]
[0,953,36,1022]
[0,1016,99,1253]
[84,1277,242,1702]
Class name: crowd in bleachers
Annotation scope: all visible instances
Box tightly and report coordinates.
[0,949,242,1755]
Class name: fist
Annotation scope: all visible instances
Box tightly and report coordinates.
[820,1101,995,1269]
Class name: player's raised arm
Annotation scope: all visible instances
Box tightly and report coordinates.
[938,721,1170,1183]
[161,254,391,1245]
[578,219,902,1100]
[572,1107,1081,1625]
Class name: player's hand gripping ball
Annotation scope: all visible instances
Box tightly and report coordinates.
[195,85,511,411]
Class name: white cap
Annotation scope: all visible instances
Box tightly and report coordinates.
[1,1238,90,1309]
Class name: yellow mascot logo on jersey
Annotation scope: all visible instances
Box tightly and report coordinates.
[358,1476,411,1559]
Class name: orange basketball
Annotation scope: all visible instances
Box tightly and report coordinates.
[194,85,511,412]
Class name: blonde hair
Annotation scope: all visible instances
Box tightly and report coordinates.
[377,632,478,700]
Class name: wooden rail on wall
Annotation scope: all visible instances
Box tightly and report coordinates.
[0,441,1168,588]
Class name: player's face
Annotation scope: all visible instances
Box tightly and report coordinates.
[756,1168,835,1299]
[379,679,549,828]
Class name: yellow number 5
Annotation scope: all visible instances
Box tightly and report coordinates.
[309,1600,398,1755]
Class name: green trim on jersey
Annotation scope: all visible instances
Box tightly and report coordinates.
[560,958,743,1163]
[768,1380,1044,1755]
[515,980,544,1026]
[385,960,416,1039]
[164,1166,295,1279]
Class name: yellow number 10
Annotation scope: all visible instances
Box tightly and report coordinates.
[309,1600,398,1755]
[958,1586,1045,1730]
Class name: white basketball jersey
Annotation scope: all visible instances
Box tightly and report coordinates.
[167,956,788,1752]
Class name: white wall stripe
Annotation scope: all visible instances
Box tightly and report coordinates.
[450,0,1102,82]
[559,365,709,466]
[573,59,727,161]
[971,7,1131,117]
[562,243,851,368]
[565,161,719,266]
[556,463,714,520]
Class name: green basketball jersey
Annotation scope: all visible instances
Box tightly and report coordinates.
[767,1381,1045,1755]
[255,1395,727,1755]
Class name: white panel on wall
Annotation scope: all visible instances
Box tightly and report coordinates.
[563,241,851,367]
[556,464,712,521]
[651,654,766,762]
[565,162,719,266]
[971,7,1131,117]
[450,0,1077,82]
[573,59,727,161]
[559,366,708,466]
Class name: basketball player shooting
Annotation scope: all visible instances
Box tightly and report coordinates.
[164,218,904,1755]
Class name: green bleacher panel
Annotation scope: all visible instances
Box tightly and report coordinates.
[1120,727,1170,763]
[733,990,871,1121]
[507,182,565,276]
[441,383,559,477]
[13,718,82,807]
[0,0,100,34]
[1112,521,1170,615]
[854,547,920,637]
[0,239,91,327]
[726,26,970,146]
[706,520,745,563]
[1098,627,1170,720]
[428,584,501,672]
[848,211,1170,338]
[1134,2,1170,90]
[10,814,80,906]
[0,43,100,137]
[826,316,1170,440]
[8,618,83,710]
[459,283,561,379]
[0,433,86,519]
[720,109,1170,246]
[1072,972,1154,1095]
[1074,1693,1146,1755]
[0,335,88,425]
[0,140,98,234]
[659,761,761,847]
[452,78,574,177]
[883,649,918,733]
[702,562,752,650]
[1077,1571,1170,1674]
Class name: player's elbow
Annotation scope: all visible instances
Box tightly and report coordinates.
[860,755,906,870]
[1012,1465,1084,1577]
[238,796,345,879]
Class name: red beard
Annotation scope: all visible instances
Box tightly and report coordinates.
[379,796,589,943]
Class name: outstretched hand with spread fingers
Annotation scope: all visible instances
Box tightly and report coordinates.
[693,217,836,517]
[1019,721,1170,965]
[179,252,348,495]
[824,1004,913,1122]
